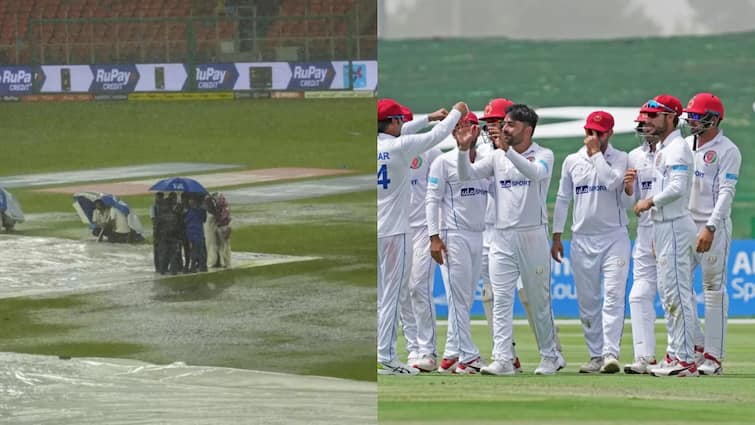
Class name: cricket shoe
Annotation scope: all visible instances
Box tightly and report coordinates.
[650,359,698,377]
[623,356,657,374]
[455,357,484,374]
[481,360,516,376]
[600,354,621,374]
[698,353,723,376]
[377,359,419,375]
[406,351,420,365]
[437,357,458,374]
[579,356,603,373]
[412,354,437,373]
[694,345,705,367]
[534,351,566,375]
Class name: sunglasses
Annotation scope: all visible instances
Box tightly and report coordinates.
[643,99,676,113]
[686,111,720,121]
[642,111,672,119]
[387,115,404,121]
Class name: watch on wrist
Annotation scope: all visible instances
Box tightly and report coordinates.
[705,224,716,233]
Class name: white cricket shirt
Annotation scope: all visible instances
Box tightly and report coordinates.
[649,129,694,222]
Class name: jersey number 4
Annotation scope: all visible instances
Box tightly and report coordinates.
[377,164,391,189]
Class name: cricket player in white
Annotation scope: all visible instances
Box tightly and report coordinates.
[457,104,564,376]
[633,95,699,377]
[377,98,466,375]
[552,111,630,374]
[623,112,664,374]
[426,112,488,374]
[400,104,447,372]
[684,92,740,375]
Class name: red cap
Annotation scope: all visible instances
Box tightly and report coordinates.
[684,92,724,120]
[634,113,648,123]
[640,94,683,116]
[400,104,414,122]
[481,98,514,121]
[584,111,614,133]
[378,98,403,121]
[464,111,479,125]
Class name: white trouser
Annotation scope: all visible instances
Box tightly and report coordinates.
[440,229,482,363]
[629,225,661,360]
[378,233,412,363]
[691,219,731,359]
[204,215,219,268]
[409,225,436,356]
[654,215,698,363]
[489,226,558,361]
[571,228,630,358]
[481,224,494,338]
[217,227,232,267]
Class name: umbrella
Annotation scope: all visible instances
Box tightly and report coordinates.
[0,187,25,223]
[149,177,207,194]
[72,191,142,234]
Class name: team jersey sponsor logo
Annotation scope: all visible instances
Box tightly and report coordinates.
[640,180,653,191]
[499,179,531,188]
[695,170,705,178]
[460,187,488,196]
[703,150,718,165]
[575,185,607,195]
[410,156,423,169]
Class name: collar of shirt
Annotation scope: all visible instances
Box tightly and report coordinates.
[657,129,683,152]
[378,132,396,141]
[579,143,614,161]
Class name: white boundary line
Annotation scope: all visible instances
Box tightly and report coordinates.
[439,318,755,326]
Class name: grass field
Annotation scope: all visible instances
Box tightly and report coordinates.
[0,98,376,382]
[379,323,755,425]
[379,31,755,239]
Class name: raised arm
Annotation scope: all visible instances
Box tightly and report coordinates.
[591,150,626,191]
[399,103,467,158]
[505,147,553,181]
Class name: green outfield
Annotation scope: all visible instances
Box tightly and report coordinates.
[0,98,375,382]
[380,31,755,239]
[379,323,755,425]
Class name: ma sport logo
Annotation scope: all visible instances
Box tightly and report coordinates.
[575,185,607,195]
[460,187,487,197]
[499,180,531,188]
[641,180,653,191]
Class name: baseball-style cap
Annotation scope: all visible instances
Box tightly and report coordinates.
[634,113,648,123]
[640,94,683,116]
[464,111,479,125]
[584,110,614,133]
[480,98,514,121]
[400,104,414,122]
[684,92,724,120]
[377,98,404,121]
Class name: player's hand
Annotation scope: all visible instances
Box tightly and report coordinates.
[489,124,509,151]
[624,168,637,196]
[551,235,564,263]
[633,198,653,216]
[453,102,469,117]
[456,124,480,151]
[695,227,714,253]
[430,235,447,265]
[584,130,601,156]
[428,108,449,122]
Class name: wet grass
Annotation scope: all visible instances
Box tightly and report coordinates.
[0,99,375,382]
